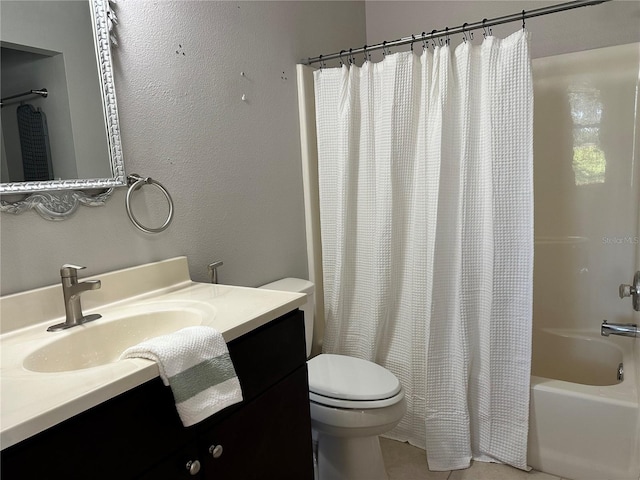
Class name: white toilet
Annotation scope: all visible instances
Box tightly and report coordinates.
[260,278,406,480]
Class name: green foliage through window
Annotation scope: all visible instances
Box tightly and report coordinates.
[572,145,606,185]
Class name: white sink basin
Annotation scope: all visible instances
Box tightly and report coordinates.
[1,257,307,450]
[23,303,212,373]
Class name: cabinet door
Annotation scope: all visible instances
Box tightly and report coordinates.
[228,309,306,402]
[1,377,190,480]
[199,366,313,480]
[138,442,201,480]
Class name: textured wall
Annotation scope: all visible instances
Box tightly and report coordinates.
[0,1,366,296]
[365,1,640,60]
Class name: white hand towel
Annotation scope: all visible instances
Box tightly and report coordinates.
[120,326,243,426]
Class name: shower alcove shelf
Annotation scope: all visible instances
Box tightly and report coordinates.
[1,310,314,479]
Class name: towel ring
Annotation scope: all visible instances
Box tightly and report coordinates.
[125,174,174,234]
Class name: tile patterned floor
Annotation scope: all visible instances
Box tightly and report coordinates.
[380,438,569,480]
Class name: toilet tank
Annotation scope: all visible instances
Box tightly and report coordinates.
[259,278,314,358]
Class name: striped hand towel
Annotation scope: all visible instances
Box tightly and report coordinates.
[120,326,243,426]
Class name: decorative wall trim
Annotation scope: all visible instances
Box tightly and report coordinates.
[1,190,113,220]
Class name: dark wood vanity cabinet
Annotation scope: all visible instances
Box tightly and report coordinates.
[1,309,314,480]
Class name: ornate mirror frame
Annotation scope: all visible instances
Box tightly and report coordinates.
[0,0,125,220]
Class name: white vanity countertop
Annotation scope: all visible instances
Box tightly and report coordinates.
[0,257,306,450]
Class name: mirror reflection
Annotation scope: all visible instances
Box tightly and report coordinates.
[0,0,111,184]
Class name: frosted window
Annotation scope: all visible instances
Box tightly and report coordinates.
[569,87,606,185]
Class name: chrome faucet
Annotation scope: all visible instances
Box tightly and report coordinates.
[47,264,102,332]
[601,320,638,338]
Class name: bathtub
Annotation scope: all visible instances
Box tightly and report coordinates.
[528,329,640,480]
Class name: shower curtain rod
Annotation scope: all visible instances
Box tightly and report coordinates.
[0,88,48,108]
[304,0,612,66]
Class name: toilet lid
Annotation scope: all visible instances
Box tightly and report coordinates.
[307,354,401,401]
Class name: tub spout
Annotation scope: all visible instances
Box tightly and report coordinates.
[601,320,638,338]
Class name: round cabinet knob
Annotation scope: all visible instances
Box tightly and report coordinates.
[209,444,224,458]
[186,460,201,476]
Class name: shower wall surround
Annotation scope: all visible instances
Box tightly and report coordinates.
[0,1,366,296]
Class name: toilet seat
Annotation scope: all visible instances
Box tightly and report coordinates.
[308,354,403,409]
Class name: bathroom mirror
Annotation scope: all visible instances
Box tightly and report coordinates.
[0,0,125,219]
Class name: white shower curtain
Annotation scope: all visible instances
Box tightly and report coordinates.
[314,30,533,471]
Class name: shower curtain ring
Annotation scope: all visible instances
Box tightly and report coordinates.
[462,23,473,43]
[421,32,428,50]
[319,54,323,70]
[348,48,355,65]
[482,19,492,38]
[410,34,415,52]
[339,50,346,66]
[363,45,368,63]
[431,30,438,48]
[445,27,450,45]
[382,41,388,57]
[522,10,526,29]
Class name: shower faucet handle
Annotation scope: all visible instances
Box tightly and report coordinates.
[619,284,635,298]
[619,271,640,312]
